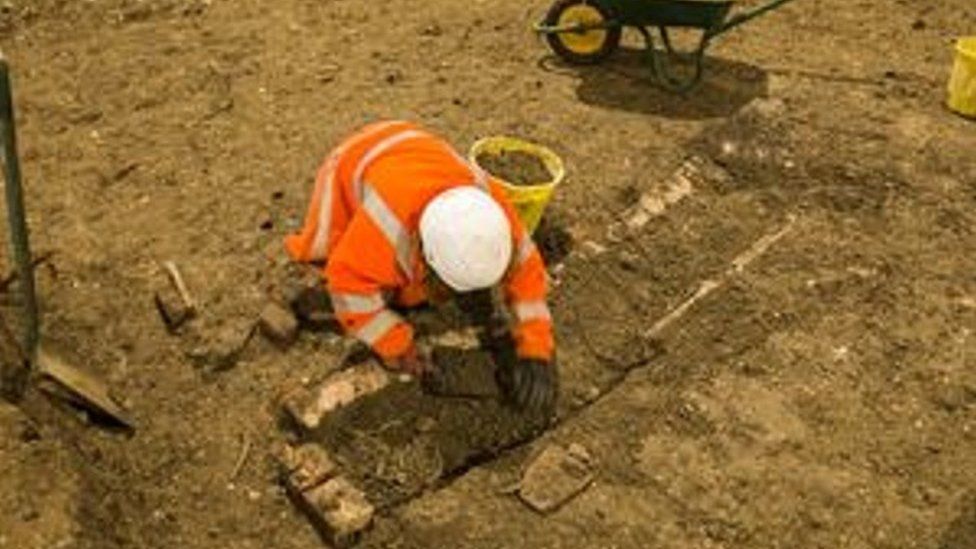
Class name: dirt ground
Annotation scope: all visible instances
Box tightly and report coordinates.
[1,0,976,547]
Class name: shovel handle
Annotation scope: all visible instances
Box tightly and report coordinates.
[0,52,40,362]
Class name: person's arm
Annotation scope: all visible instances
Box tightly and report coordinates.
[504,231,555,362]
[324,212,421,372]
[497,216,557,413]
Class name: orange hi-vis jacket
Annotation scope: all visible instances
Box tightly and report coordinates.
[285,121,554,363]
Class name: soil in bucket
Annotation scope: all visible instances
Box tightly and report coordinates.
[476,150,552,186]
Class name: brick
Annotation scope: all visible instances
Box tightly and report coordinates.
[186,322,256,372]
[154,261,198,332]
[259,302,298,349]
[301,477,374,547]
[277,443,337,493]
[518,444,595,514]
[154,284,195,332]
[283,362,392,431]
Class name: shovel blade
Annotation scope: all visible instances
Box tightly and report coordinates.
[35,347,132,429]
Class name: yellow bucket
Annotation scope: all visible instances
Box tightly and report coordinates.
[469,136,565,233]
[948,36,976,117]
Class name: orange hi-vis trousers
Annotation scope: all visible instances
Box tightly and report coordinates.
[285,121,554,363]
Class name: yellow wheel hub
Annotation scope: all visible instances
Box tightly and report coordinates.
[556,4,609,56]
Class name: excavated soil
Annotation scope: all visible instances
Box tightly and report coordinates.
[476,150,553,186]
[1,1,976,548]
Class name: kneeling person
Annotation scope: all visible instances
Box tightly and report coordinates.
[285,121,556,412]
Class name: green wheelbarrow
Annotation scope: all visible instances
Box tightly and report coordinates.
[535,0,800,93]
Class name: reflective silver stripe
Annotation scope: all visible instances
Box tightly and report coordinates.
[448,148,489,191]
[362,184,415,279]
[331,292,385,314]
[513,300,551,322]
[309,156,339,261]
[307,122,405,262]
[516,236,537,266]
[471,164,489,190]
[352,129,427,202]
[355,309,403,346]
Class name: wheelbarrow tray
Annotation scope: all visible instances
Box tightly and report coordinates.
[605,0,735,31]
[537,0,798,92]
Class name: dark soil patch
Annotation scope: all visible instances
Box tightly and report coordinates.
[304,349,548,509]
[477,150,552,186]
[423,347,501,399]
[941,494,976,549]
[534,213,574,265]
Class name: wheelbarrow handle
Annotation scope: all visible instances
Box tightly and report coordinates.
[713,0,801,36]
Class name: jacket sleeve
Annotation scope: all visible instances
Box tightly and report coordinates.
[323,211,415,361]
[504,231,555,362]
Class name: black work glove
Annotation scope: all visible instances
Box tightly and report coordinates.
[288,286,333,328]
[506,358,558,413]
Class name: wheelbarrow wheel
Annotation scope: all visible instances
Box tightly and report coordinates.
[544,0,621,65]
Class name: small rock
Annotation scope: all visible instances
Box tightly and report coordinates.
[154,284,195,332]
[566,443,593,466]
[300,477,374,547]
[518,444,595,514]
[934,384,974,413]
[416,416,438,433]
[430,327,481,350]
[618,251,640,272]
[154,263,197,332]
[581,240,607,258]
[259,302,299,349]
[742,97,786,119]
[318,64,341,83]
[574,385,601,405]
[187,324,254,371]
[278,443,338,492]
[605,224,625,244]
[420,23,442,37]
[18,421,41,443]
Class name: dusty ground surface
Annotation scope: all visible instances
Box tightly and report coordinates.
[1,0,976,547]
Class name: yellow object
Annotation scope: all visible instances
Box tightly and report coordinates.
[470,136,565,234]
[555,4,609,57]
[948,37,976,117]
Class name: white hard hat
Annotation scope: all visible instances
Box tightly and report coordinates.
[420,187,513,292]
